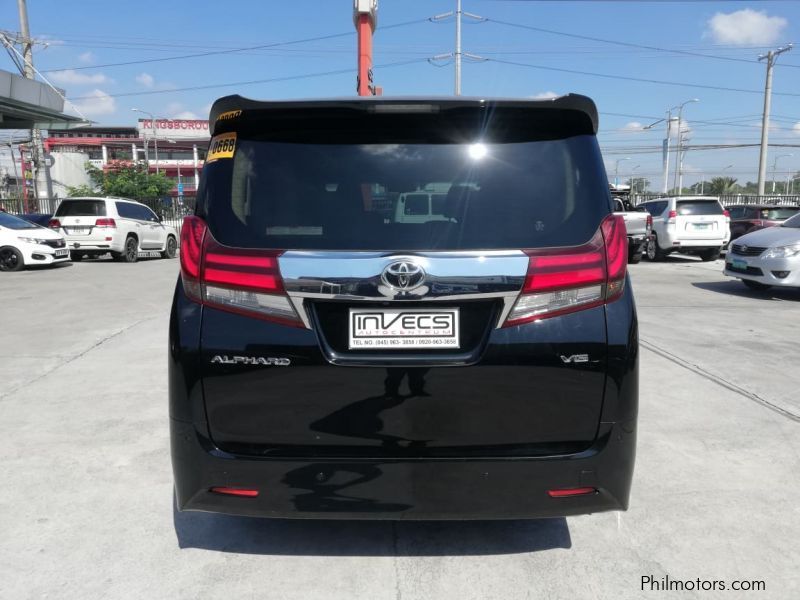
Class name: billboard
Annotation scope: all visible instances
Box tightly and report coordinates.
[137,119,210,140]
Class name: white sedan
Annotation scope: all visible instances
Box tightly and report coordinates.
[0,211,70,271]
[724,211,800,290]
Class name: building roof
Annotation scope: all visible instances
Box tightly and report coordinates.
[0,69,86,129]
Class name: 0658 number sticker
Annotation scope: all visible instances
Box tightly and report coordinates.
[206,132,237,163]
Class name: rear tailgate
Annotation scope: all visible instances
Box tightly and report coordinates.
[675,199,727,241]
[54,200,110,244]
[195,97,612,459]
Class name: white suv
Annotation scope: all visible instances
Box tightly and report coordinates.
[640,196,730,261]
[50,197,178,262]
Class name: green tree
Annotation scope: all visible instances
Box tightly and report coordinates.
[67,161,172,199]
[707,177,738,195]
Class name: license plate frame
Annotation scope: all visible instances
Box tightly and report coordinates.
[348,307,460,350]
[732,258,747,270]
[68,227,89,235]
[54,249,69,257]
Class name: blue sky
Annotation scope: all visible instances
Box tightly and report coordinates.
[3,0,800,189]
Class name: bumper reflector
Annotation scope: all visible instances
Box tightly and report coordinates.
[210,487,259,498]
[547,487,597,498]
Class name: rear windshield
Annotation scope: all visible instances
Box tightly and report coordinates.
[55,200,106,217]
[782,213,800,228]
[200,134,609,251]
[761,207,799,220]
[676,200,723,216]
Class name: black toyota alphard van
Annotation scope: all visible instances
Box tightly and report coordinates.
[169,95,637,519]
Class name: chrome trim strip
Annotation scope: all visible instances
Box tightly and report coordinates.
[279,250,528,330]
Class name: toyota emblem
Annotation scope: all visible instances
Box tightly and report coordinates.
[381,261,425,291]
[741,245,748,253]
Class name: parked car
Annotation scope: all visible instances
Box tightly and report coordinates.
[725,204,799,244]
[641,196,730,261]
[0,211,69,271]
[49,197,178,262]
[612,195,651,264]
[723,211,800,290]
[20,213,53,227]
[170,94,638,520]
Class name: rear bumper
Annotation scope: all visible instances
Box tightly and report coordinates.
[171,417,636,520]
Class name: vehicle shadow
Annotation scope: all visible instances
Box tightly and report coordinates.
[172,503,571,556]
[692,280,800,301]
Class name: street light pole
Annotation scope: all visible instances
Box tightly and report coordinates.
[672,98,699,194]
[131,108,160,175]
[757,44,792,195]
[771,153,793,194]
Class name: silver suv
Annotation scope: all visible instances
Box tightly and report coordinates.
[50,197,178,262]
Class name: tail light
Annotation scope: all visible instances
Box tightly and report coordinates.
[646,214,653,233]
[723,209,730,219]
[547,487,597,498]
[752,220,764,228]
[667,209,677,224]
[48,218,61,229]
[210,487,259,498]
[503,214,627,326]
[95,218,116,228]
[179,216,302,327]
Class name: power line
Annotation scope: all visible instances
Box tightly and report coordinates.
[486,18,775,67]
[42,18,430,73]
[485,57,800,97]
[67,59,428,100]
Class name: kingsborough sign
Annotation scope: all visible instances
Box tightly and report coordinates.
[137,119,210,140]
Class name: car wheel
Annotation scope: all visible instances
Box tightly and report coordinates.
[70,251,83,261]
[0,246,24,272]
[645,236,665,261]
[742,279,771,291]
[122,236,139,263]
[699,248,721,262]
[161,235,177,259]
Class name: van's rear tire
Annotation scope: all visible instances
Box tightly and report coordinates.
[122,236,138,263]
[699,248,721,262]
[645,236,667,261]
[161,235,177,259]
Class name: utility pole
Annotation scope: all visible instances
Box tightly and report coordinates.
[663,111,672,194]
[431,2,484,96]
[757,44,792,196]
[771,153,793,193]
[16,0,53,201]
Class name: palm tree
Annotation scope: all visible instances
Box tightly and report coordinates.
[707,177,738,195]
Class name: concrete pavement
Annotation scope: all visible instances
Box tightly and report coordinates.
[0,255,797,599]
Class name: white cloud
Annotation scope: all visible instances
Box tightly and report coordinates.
[530,91,559,100]
[621,121,644,132]
[49,69,110,85]
[78,52,95,64]
[792,122,800,135]
[72,89,116,116]
[135,72,154,88]
[707,9,788,45]
[173,111,199,120]
[165,102,185,115]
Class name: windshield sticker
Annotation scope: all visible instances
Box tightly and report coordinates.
[206,132,237,163]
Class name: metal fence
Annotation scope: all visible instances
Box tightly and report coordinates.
[0,196,195,236]
[630,194,800,207]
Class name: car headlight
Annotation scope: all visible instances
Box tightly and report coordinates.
[763,243,800,259]
[18,236,51,245]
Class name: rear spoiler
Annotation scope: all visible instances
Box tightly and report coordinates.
[208,94,599,137]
